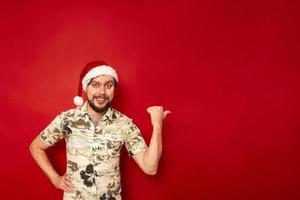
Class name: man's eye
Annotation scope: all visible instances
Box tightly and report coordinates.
[92,83,99,88]
[106,84,112,89]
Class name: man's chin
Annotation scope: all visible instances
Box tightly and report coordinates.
[96,105,109,112]
[88,100,111,113]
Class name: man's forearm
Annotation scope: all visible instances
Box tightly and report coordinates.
[143,125,163,174]
[30,145,60,183]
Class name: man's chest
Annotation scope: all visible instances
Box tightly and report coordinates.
[63,117,127,160]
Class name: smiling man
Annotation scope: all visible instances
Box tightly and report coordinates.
[29,61,170,200]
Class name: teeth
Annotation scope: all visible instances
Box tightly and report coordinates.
[95,97,106,103]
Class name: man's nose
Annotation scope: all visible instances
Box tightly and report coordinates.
[98,85,106,94]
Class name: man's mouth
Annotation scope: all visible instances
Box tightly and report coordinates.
[94,96,107,104]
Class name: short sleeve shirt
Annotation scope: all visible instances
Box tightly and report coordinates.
[40,103,148,200]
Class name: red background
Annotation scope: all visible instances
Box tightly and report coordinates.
[0,0,299,199]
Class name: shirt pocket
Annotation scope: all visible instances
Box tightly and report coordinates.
[102,133,124,158]
[93,133,124,163]
[106,136,124,158]
[67,128,92,150]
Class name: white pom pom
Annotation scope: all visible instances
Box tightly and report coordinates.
[73,96,84,106]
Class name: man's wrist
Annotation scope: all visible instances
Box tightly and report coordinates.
[152,123,163,130]
[49,174,60,183]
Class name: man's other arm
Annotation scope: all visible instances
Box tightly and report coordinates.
[29,136,74,192]
[132,106,170,175]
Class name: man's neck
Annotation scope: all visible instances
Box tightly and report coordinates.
[86,104,107,124]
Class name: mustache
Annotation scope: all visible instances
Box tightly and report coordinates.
[93,95,108,99]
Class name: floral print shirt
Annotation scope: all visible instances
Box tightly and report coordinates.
[40,103,148,200]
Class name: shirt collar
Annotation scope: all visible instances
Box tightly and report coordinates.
[78,101,114,120]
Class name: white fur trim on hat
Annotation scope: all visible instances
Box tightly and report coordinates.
[81,65,118,91]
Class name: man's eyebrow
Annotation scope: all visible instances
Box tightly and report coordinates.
[90,80,114,84]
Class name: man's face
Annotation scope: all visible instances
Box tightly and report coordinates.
[86,75,116,113]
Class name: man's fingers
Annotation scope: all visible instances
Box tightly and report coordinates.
[63,175,74,188]
[64,180,74,188]
[61,182,74,193]
[164,110,171,118]
[147,106,165,113]
[58,174,74,192]
[147,106,157,113]
[147,106,171,120]
[62,186,73,193]
[64,176,73,183]
[64,175,71,180]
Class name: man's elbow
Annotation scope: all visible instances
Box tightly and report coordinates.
[146,170,157,176]
[29,141,36,155]
[143,167,158,176]
[29,140,42,155]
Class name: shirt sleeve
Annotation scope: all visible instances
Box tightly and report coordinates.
[124,120,148,156]
[40,114,65,146]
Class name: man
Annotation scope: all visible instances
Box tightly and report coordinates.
[29,61,170,200]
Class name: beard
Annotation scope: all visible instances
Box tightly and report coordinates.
[87,95,111,114]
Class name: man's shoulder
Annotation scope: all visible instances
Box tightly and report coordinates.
[60,107,84,118]
[111,108,133,123]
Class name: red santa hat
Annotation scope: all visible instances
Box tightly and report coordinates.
[73,61,119,106]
